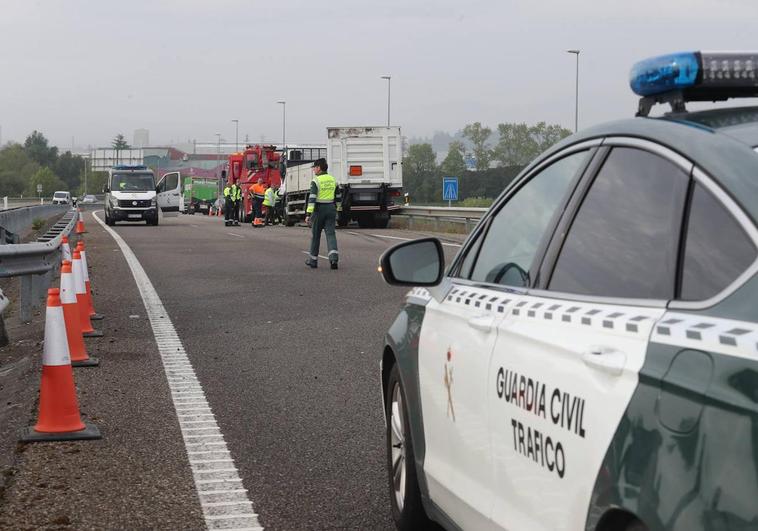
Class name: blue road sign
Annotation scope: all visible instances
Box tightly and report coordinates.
[443,176,458,201]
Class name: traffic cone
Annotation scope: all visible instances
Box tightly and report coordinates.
[60,260,98,367]
[61,235,72,262]
[75,208,87,234]
[73,250,102,338]
[20,288,101,442]
[75,240,103,320]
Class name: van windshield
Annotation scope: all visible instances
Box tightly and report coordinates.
[53,192,68,198]
[112,172,155,192]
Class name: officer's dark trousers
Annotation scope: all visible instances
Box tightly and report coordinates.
[252,198,263,220]
[224,197,234,221]
[309,204,338,264]
[264,204,274,225]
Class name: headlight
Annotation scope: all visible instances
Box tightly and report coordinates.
[109,196,118,207]
[151,197,157,206]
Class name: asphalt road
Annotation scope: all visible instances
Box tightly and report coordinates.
[104,212,463,530]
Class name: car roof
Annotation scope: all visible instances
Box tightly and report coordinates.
[541,106,758,224]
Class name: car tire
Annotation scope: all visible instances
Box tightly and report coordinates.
[386,363,433,530]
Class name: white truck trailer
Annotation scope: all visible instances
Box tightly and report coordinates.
[282,126,403,228]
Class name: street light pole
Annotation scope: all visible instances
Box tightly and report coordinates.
[232,120,239,152]
[381,75,391,126]
[276,101,286,149]
[215,133,221,179]
[567,50,580,132]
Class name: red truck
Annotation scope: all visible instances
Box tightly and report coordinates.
[227,145,282,222]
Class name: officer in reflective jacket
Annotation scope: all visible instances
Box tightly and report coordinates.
[305,158,342,270]
[224,179,242,226]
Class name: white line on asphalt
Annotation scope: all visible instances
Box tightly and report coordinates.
[367,233,462,248]
[300,250,329,260]
[92,211,263,531]
[226,232,245,238]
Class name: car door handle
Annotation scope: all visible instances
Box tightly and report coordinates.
[467,314,495,332]
[582,346,626,376]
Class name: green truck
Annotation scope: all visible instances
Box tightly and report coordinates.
[182,176,219,215]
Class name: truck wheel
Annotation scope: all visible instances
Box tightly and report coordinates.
[373,213,389,229]
[285,214,296,227]
[357,214,375,229]
[337,213,350,227]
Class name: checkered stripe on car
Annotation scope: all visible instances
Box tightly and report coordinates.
[651,312,758,359]
[406,287,432,306]
[445,286,518,314]
[509,295,659,337]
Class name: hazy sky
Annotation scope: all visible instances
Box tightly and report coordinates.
[2,0,758,150]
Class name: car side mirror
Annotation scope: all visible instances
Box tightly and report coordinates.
[379,238,444,286]
[103,186,110,193]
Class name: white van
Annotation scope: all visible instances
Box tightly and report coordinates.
[103,165,181,226]
[52,191,71,205]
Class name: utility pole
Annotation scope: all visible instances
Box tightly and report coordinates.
[232,119,239,152]
[277,101,286,149]
[567,50,580,132]
[381,75,391,126]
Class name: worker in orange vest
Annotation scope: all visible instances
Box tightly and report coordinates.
[250,177,267,227]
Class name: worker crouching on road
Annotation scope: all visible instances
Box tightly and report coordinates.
[305,158,341,270]
[224,178,242,226]
[263,185,277,225]
[251,177,266,227]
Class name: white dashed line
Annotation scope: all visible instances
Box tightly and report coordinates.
[226,232,245,238]
[300,250,329,260]
[92,211,263,531]
[347,231,462,248]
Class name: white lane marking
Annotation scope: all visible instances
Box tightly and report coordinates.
[300,250,329,260]
[92,211,263,531]
[226,232,245,238]
[368,233,462,248]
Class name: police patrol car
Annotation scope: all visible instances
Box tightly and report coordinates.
[379,52,758,531]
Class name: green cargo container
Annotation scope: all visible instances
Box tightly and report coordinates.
[183,177,219,214]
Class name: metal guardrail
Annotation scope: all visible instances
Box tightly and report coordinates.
[394,205,488,232]
[0,204,69,243]
[0,206,77,326]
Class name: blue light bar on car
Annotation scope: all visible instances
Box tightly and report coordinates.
[630,52,700,96]
[112,165,148,170]
[630,51,758,97]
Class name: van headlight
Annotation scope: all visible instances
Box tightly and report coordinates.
[151,197,157,206]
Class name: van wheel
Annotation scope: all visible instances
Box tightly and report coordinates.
[105,213,115,226]
[386,364,432,530]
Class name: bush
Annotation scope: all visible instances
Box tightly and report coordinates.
[461,197,493,208]
[32,218,45,231]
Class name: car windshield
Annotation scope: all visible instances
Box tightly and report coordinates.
[53,192,68,198]
[85,195,95,200]
[112,172,155,191]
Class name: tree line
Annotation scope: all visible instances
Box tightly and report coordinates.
[404,121,571,204]
[0,131,131,198]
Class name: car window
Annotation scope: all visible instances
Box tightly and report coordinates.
[466,150,589,287]
[679,182,757,300]
[549,147,689,299]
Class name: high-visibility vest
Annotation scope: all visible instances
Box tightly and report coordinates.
[306,173,339,214]
[230,184,241,201]
[251,183,266,200]
[223,186,231,198]
[263,187,276,207]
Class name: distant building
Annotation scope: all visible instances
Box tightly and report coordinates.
[133,129,150,148]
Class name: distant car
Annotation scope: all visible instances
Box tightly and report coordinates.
[379,51,758,531]
[80,195,97,204]
[52,191,71,205]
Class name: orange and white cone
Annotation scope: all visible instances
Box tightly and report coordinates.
[60,260,98,367]
[61,235,72,262]
[20,288,101,442]
[73,250,102,338]
[75,208,87,234]
[75,241,103,320]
